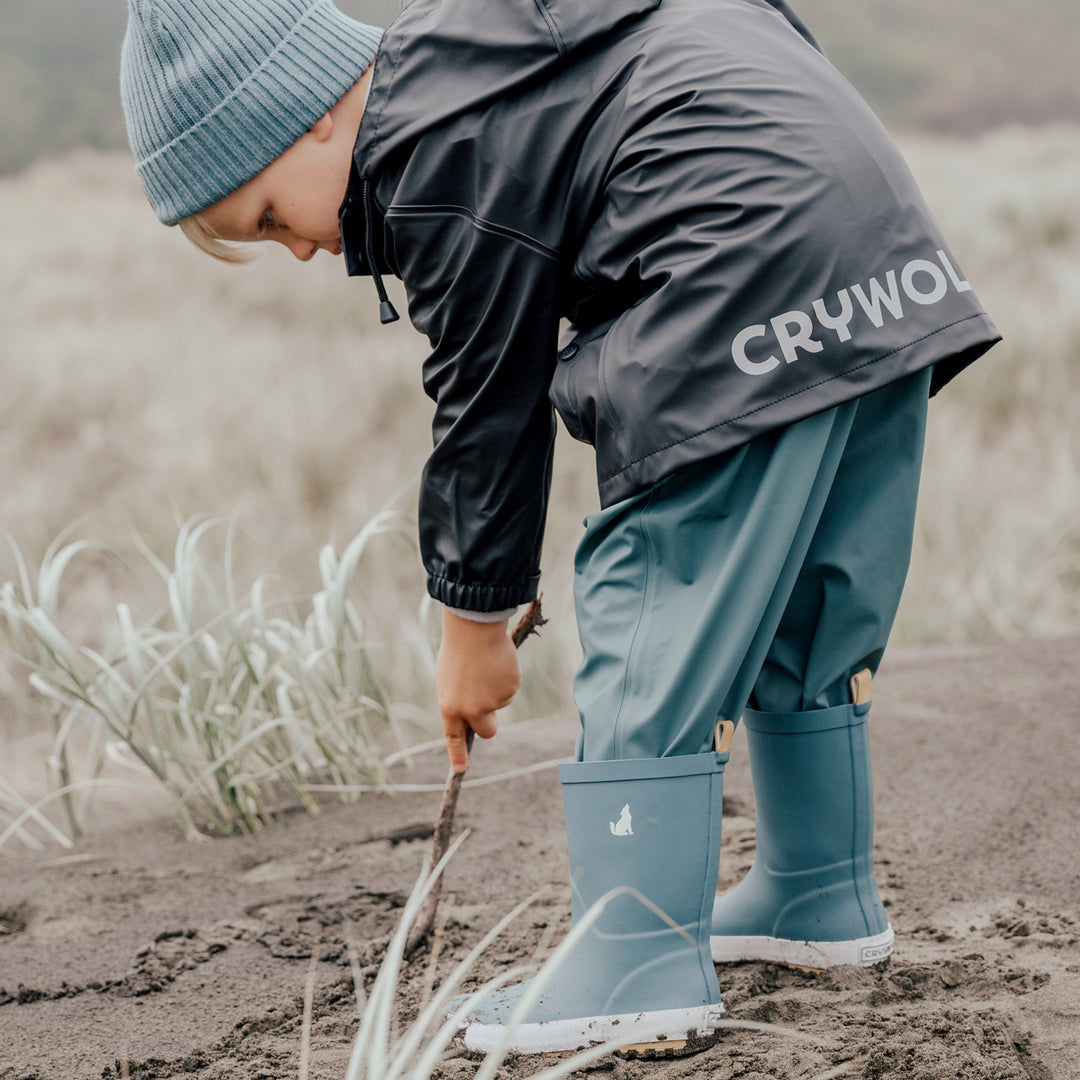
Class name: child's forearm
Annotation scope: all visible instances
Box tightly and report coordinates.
[435,609,521,773]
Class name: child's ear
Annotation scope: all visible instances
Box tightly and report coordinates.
[308,112,334,142]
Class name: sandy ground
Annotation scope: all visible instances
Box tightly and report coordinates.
[2,637,1079,1080]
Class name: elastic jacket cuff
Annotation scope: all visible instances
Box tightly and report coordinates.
[427,572,539,613]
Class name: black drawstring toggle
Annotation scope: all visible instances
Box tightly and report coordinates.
[363,177,400,324]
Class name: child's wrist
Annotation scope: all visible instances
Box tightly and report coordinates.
[442,607,511,642]
[443,604,518,625]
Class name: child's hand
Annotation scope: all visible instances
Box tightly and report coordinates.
[436,609,521,773]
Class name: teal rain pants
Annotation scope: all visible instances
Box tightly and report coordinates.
[572,368,933,761]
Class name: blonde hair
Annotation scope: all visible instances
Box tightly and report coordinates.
[178,212,252,264]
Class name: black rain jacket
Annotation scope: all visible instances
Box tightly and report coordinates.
[339,0,1001,613]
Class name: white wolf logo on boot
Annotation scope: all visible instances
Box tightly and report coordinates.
[609,804,633,836]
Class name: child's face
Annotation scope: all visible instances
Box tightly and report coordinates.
[201,112,352,261]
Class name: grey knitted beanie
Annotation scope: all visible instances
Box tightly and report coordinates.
[121,0,382,225]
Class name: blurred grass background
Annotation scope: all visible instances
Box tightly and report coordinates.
[0,1,1077,824]
[1,0,1078,176]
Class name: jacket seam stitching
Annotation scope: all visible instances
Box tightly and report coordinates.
[386,204,563,261]
[610,486,656,758]
[361,12,408,172]
[531,0,566,54]
[598,313,988,485]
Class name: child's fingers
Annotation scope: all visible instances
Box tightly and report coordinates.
[443,720,471,773]
[468,710,499,741]
[443,710,499,773]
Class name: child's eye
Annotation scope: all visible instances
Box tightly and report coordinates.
[258,210,277,234]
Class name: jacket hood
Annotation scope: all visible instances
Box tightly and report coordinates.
[354,0,662,177]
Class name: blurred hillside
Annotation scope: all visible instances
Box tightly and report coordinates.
[1,0,1077,176]
[803,0,1080,133]
[0,0,398,176]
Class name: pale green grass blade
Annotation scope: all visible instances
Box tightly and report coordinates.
[3,535,36,607]
[387,908,542,1080]
[0,777,68,850]
[36,540,98,619]
[344,831,472,1080]
[0,780,137,851]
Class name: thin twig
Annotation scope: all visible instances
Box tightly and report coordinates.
[300,756,567,794]
[531,890,569,968]
[344,923,367,1019]
[510,599,548,648]
[419,893,453,1013]
[711,1018,837,1047]
[813,1060,862,1080]
[298,947,320,1080]
[404,598,545,956]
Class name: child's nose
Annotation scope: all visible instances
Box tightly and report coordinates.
[278,234,317,262]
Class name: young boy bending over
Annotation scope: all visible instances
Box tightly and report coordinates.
[122,0,1000,1056]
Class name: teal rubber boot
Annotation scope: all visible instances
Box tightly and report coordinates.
[710,672,893,969]
[459,739,730,1055]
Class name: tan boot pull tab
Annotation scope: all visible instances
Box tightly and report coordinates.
[850,668,872,706]
[714,720,735,753]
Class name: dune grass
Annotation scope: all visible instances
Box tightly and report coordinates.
[1,511,426,845]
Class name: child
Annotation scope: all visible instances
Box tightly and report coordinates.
[122,0,1000,1056]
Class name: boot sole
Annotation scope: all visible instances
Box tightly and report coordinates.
[461,1003,724,1055]
[710,925,893,968]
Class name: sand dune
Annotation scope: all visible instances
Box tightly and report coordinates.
[2,637,1078,1079]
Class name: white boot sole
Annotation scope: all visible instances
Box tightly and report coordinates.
[461,1002,724,1055]
[710,925,893,968]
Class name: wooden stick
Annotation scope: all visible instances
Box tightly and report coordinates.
[404,598,547,957]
